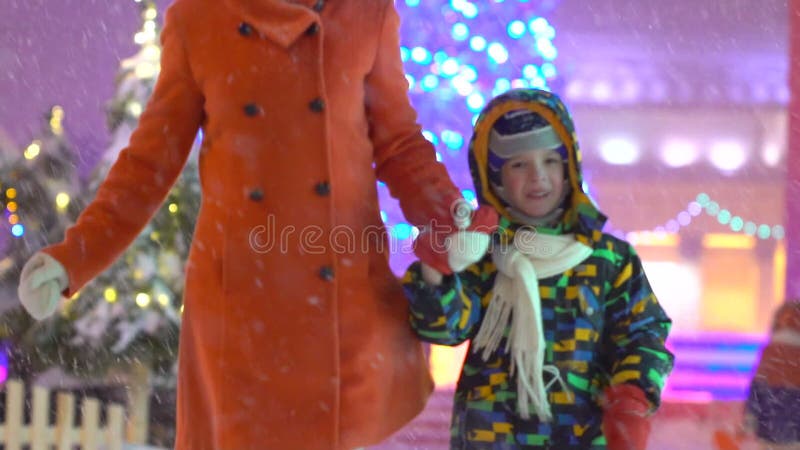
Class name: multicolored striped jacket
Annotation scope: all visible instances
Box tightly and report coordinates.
[402,89,674,449]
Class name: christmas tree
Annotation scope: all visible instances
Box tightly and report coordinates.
[1,0,199,385]
[0,105,82,286]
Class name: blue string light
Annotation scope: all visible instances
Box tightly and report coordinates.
[507,20,526,39]
[421,74,440,91]
[392,223,414,240]
[452,23,470,41]
[469,36,487,52]
[11,224,24,237]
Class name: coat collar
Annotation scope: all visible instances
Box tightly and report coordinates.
[223,0,318,49]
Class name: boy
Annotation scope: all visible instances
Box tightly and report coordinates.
[404,88,674,449]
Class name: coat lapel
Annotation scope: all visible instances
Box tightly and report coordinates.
[223,0,318,49]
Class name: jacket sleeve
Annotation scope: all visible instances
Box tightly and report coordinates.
[401,260,491,346]
[41,6,204,296]
[601,245,675,409]
[364,2,461,228]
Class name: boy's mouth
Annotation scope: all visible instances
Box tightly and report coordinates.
[527,191,550,199]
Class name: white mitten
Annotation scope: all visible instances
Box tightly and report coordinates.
[419,200,494,286]
[420,231,491,286]
[446,231,492,272]
[18,252,69,320]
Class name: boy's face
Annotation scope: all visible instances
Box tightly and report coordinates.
[500,148,566,219]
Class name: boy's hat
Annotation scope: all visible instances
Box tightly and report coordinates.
[488,109,564,158]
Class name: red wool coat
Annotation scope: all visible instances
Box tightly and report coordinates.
[42,0,460,448]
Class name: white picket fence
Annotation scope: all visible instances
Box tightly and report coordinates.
[0,379,125,449]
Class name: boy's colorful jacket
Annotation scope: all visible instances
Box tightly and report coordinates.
[403,89,674,449]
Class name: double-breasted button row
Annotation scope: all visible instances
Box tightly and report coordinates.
[247,182,329,202]
[243,98,323,117]
[238,15,322,40]
[237,19,324,116]
[238,21,319,38]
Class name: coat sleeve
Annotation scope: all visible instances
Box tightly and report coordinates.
[601,245,675,409]
[364,2,461,228]
[41,6,204,296]
[401,260,490,346]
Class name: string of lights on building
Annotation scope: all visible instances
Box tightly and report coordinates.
[382,191,786,244]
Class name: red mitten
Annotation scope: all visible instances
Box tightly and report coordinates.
[601,384,652,450]
[413,205,499,275]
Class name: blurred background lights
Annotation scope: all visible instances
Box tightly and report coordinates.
[421,74,439,91]
[11,224,24,237]
[452,75,474,96]
[461,65,478,82]
[529,17,550,35]
[695,193,781,239]
[536,38,558,60]
[461,2,478,18]
[493,78,511,96]
[591,81,613,102]
[661,139,700,167]
[158,293,170,306]
[565,80,584,99]
[422,130,438,145]
[487,42,509,64]
[411,46,432,64]
[400,47,410,62]
[55,192,70,210]
[441,130,464,150]
[452,23,470,41]
[522,64,539,80]
[441,58,460,77]
[709,140,748,172]
[24,141,41,160]
[599,137,640,165]
[541,62,557,79]
[135,292,151,308]
[619,79,641,101]
[761,143,782,167]
[466,92,485,112]
[469,36,487,52]
[507,20,526,39]
[104,287,118,303]
[392,223,414,240]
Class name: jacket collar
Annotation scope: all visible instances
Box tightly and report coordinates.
[223,0,318,48]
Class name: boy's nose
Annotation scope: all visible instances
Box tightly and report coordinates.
[529,165,547,181]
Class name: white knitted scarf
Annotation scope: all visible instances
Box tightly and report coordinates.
[472,229,593,421]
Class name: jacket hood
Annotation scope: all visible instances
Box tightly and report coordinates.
[467,88,607,243]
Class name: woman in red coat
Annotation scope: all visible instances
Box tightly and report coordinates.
[16,0,491,448]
